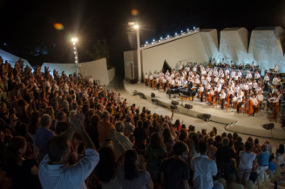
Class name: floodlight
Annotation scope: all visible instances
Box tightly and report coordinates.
[133,24,139,29]
[71,38,78,43]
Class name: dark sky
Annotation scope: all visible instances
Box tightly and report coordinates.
[0,0,285,70]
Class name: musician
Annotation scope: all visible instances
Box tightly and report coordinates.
[255,85,263,94]
[252,61,255,67]
[206,66,211,72]
[272,76,278,86]
[252,80,258,90]
[165,70,170,77]
[277,90,283,102]
[171,71,175,79]
[238,70,243,78]
[160,71,164,77]
[206,74,211,83]
[222,58,225,64]
[192,65,197,72]
[195,77,200,85]
[243,83,249,99]
[214,76,219,84]
[230,61,234,68]
[201,67,207,75]
[225,67,230,75]
[246,71,252,80]
[213,68,218,77]
[178,62,183,71]
[274,64,279,73]
[254,71,261,81]
[188,80,193,91]
[149,73,154,82]
[185,64,190,72]
[249,94,258,117]
[144,73,149,86]
[220,89,226,109]
[212,58,216,65]
[231,70,236,78]
[238,63,243,70]
[182,69,187,76]
[198,84,204,102]
[263,73,270,91]
[234,73,239,85]
[227,86,234,104]
[208,69,212,76]
[256,91,264,102]
[156,77,160,89]
[236,92,243,113]
[163,77,167,91]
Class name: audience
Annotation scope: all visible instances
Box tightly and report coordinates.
[0,59,283,189]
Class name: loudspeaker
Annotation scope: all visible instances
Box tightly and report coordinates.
[152,98,158,105]
[130,79,137,84]
[151,92,155,98]
[185,104,193,109]
[138,92,147,99]
[171,100,179,106]
[263,123,274,130]
[203,114,211,122]
[171,105,177,110]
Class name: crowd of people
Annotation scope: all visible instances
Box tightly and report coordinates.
[0,58,284,189]
[144,60,283,117]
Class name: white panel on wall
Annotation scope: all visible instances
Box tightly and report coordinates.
[124,50,137,80]
[141,33,209,74]
[200,29,220,61]
[249,27,285,73]
[219,27,252,64]
[0,49,33,70]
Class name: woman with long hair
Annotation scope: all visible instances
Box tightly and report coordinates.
[118,149,153,189]
[95,146,122,189]
[162,129,175,156]
[146,133,167,187]
[5,136,41,189]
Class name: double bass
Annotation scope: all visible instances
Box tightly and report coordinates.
[246,99,254,115]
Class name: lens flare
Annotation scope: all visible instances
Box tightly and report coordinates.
[53,23,64,30]
[131,9,139,16]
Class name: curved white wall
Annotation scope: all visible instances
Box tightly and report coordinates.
[0,49,33,70]
[42,58,115,86]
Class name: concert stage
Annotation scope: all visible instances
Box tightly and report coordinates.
[123,80,285,140]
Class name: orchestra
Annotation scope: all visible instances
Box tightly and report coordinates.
[143,61,284,118]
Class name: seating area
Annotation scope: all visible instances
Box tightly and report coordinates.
[0,59,284,189]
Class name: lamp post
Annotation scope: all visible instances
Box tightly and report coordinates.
[71,38,79,79]
[129,22,141,83]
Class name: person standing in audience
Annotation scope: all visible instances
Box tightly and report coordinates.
[35,114,56,162]
[97,111,115,147]
[39,116,99,188]
[118,149,154,189]
[256,144,270,181]
[216,137,234,180]
[238,141,256,186]
[191,141,217,189]
[160,141,190,189]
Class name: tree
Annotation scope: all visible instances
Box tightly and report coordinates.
[86,39,110,61]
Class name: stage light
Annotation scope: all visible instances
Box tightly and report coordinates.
[175,33,177,35]
[167,35,170,38]
[53,23,64,30]
[181,30,183,33]
[74,51,76,54]
[193,26,196,30]
[153,39,155,42]
[187,28,189,31]
[133,24,139,29]
[146,41,148,44]
[160,37,163,40]
[71,38,78,43]
[74,47,76,49]
[75,56,77,59]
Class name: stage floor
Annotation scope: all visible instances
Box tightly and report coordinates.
[123,81,285,140]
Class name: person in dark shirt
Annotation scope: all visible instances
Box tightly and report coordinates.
[216,137,234,180]
[160,141,190,189]
[133,120,148,149]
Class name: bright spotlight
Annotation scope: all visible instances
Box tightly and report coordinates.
[187,28,189,31]
[160,37,163,40]
[193,26,196,30]
[71,38,78,43]
[175,33,177,35]
[153,39,155,42]
[167,35,170,38]
[146,41,148,44]
[181,30,183,33]
[133,24,139,29]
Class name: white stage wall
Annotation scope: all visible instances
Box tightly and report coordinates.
[124,50,138,80]
[42,58,115,86]
[141,32,209,74]
[124,26,285,80]
[0,49,33,70]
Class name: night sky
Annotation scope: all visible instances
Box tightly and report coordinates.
[0,0,285,74]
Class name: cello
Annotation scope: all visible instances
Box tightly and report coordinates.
[246,99,254,115]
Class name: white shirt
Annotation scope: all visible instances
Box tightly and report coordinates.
[239,151,256,169]
[254,73,261,79]
[251,97,258,106]
[220,92,226,99]
[191,155,217,189]
[256,94,263,101]
[275,65,279,72]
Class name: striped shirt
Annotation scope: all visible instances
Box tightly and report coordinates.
[257,150,270,166]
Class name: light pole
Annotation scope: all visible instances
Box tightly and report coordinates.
[129,22,141,83]
[71,37,79,79]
